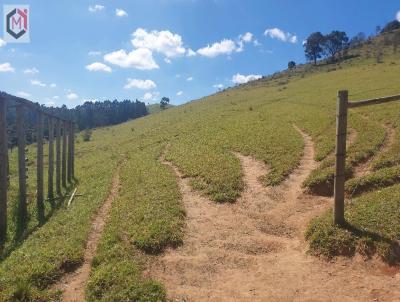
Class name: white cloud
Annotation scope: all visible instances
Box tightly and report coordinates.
[50,83,57,88]
[115,8,128,17]
[23,67,39,74]
[17,91,30,97]
[88,4,105,12]
[164,58,171,64]
[82,98,98,103]
[0,62,15,72]
[186,48,196,57]
[213,83,224,89]
[46,101,55,107]
[131,28,186,58]
[104,48,159,70]
[232,73,262,85]
[186,76,193,81]
[241,32,253,42]
[0,38,6,48]
[66,93,79,100]
[143,91,160,101]
[264,28,297,43]
[197,39,237,57]
[88,50,102,56]
[397,11,400,22]
[177,91,183,96]
[53,95,59,99]
[124,78,156,90]
[30,79,46,87]
[253,39,261,47]
[86,62,112,72]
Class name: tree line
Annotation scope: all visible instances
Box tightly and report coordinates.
[302,19,400,65]
[6,98,148,148]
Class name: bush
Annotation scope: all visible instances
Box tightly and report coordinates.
[82,128,92,142]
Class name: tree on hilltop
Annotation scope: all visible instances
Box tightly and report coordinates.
[304,32,324,65]
[160,97,170,110]
[322,31,349,61]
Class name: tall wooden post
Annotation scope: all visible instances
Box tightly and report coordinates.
[333,90,348,226]
[62,121,67,187]
[48,117,54,201]
[71,123,75,179]
[16,105,27,223]
[67,122,72,183]
[36,111,44,223]
[0,96,8,241]
[55,119,61,195]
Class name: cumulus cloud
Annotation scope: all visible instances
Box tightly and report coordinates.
[23,67,39,74]
[30,79,46,87]
[186,48,196,57]
[177,91,183,96]
[143,91,160,101]
[17,91,30,97]
[104,48,159,70]
[213,83,224,89]
[197,39,237,57]
[397,11,400,21]
[186,76,193,81]
[131,28,186,58]
[0,38,6,48]
[66,93,79,100]
[88,50,102,56]
[241,32,253,42]
[164,58,171,64]
[115,8,128,17]
[86,62,112,72]
[88,4,104,12]
[124,78,156,90]
[0,62,15,72]
[264,28,297,43]
[232,73,262,85]
[50,83,57,88]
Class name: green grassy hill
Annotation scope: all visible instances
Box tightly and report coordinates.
[1,32,400,301]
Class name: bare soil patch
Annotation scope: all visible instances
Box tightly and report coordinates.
[148,127,400,301]
[55,166,121,302]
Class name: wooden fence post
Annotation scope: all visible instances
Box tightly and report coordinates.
[333,90,348,226]
[62,121,67,187]
[16,105,27,223]
[67,122,72,183]
[0,96,8,241]
[36,110,44,223]
[55,119,61,195]
[48,117,54,201]
[71,123,75,179]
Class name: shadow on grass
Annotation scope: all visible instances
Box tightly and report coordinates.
[0,180,78,261]
[342,221,400,265]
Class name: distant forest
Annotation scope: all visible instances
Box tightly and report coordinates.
[5,98,148,147]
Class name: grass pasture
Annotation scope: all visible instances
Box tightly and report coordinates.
[1,34,400,300]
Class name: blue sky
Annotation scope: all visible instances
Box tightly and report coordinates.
[0,0,399,107]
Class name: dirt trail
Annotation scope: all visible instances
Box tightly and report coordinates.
[148,126,400,301]
[354,125,396,177]
[56,166,121,302]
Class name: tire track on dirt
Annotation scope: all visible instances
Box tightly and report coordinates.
[149,127,400,301]
[55,163,122,302]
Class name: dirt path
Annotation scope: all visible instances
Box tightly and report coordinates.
[56,166,121,302]
[148,126,400,301]
[354,124,396,177]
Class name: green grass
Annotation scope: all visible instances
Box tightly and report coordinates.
[1,33,400,300]
[306,184,400,263]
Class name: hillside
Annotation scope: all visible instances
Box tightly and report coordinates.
[1,33,400,301]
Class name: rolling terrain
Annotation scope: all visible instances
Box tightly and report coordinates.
[1,33,400,301]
